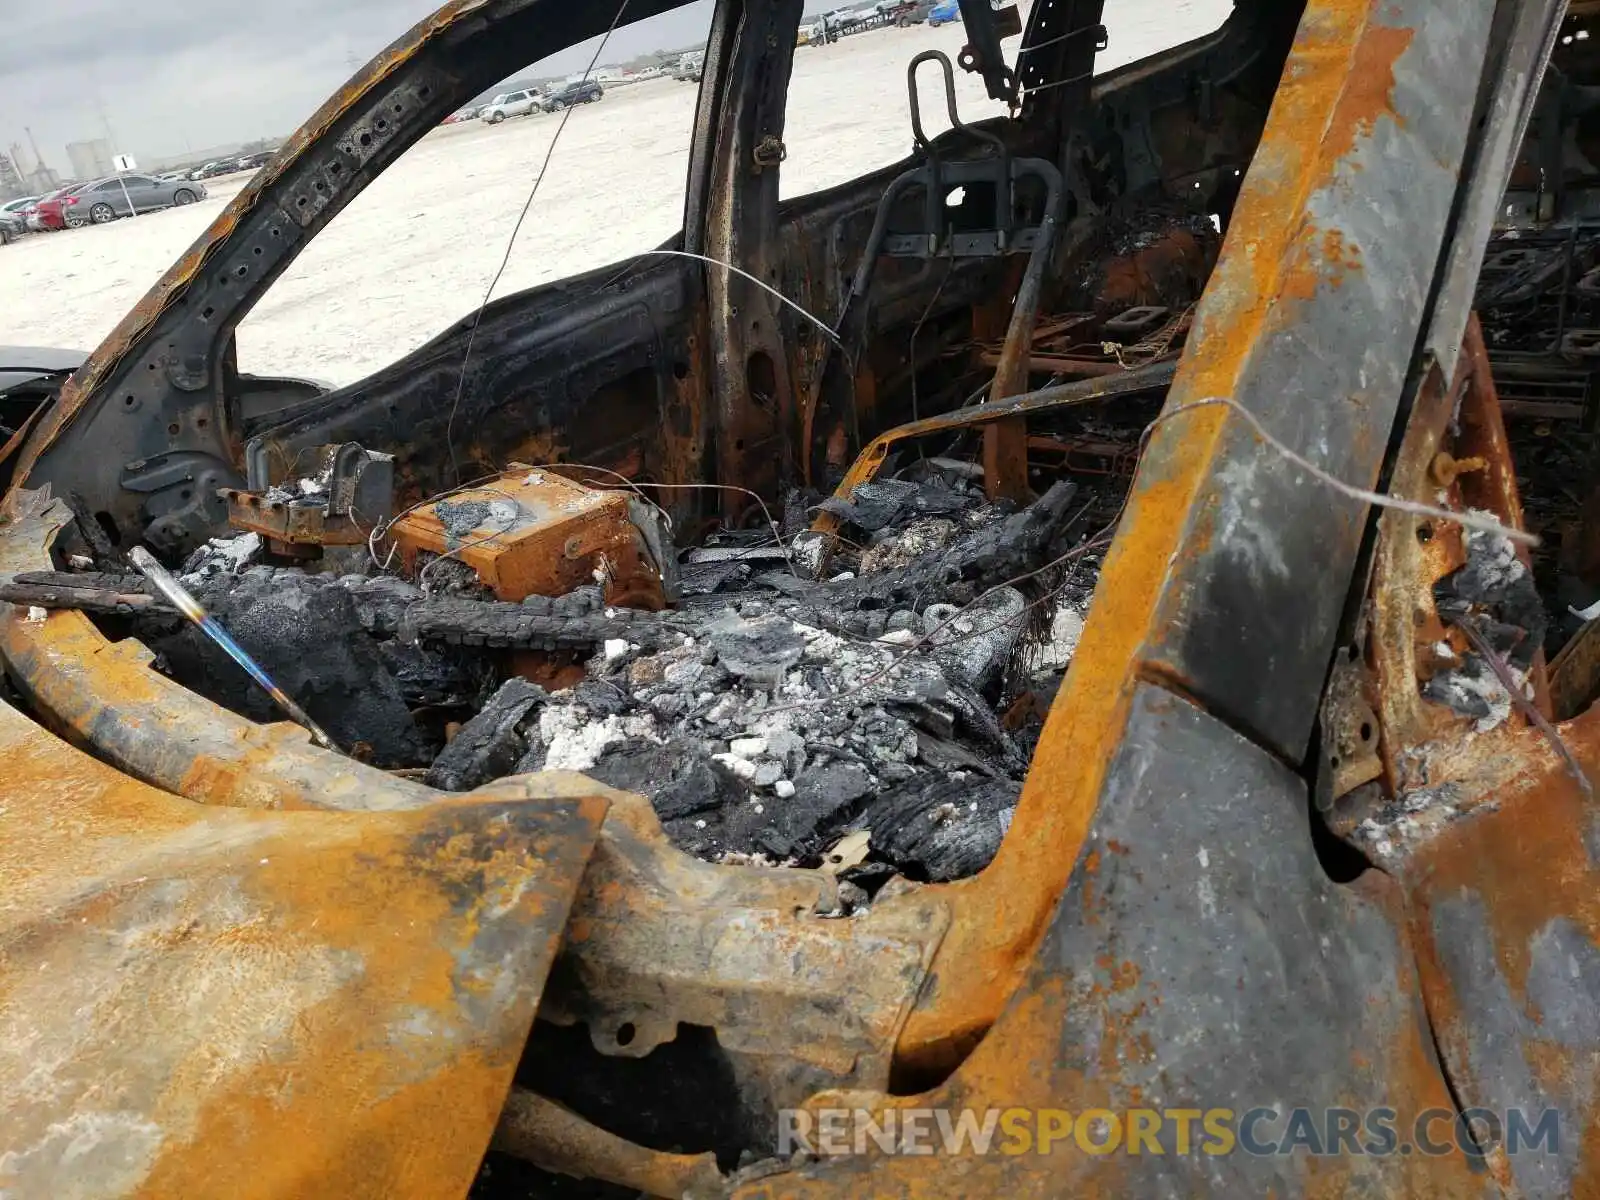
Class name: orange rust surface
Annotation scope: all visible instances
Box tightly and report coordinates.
[1404,710,1600,1196]
[1092,229,1212,313]
[0,690,605,1199]
[387,468,666,609]
[739,885,1487,1198]
[882,0,1417,1071]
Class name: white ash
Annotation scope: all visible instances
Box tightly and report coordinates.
[538,706,660,772]
[1351,782,1473,860]
[180,531,264,584]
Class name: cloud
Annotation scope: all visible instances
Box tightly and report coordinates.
[0,0,714,168]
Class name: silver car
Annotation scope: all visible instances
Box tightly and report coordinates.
[75,174,208,224]
[481,88,543,123]
[0,197,34,244]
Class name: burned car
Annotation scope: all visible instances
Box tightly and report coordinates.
[1,0,1596,1197]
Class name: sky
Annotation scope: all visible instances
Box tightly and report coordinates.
[0,0,743,167]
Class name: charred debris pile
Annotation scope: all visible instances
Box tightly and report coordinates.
[17,450,1129,893]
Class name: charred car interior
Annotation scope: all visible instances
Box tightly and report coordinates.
[2,0,1599,1196]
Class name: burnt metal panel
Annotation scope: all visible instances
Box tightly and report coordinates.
[0,692,606,1199]
[737,685,1491,1196]
[1139,0,1500,760]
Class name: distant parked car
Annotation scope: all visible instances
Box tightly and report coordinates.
[189,161,236,181]
[236,152,274,171]
[541,80,604,110]
[0,197,36,244]
[481,90,543,123]
[33,185,93,231]
[443,106,480,124]
[71,174,208,225]
[927,0,959,25]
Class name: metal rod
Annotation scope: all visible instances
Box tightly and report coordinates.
[126,547,338,751]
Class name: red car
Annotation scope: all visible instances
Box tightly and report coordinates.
[32,183,92,231]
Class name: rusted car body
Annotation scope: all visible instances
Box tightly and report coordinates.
[2,0,1597,1196]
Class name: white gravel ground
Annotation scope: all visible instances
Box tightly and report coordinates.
[0,2,1229,386]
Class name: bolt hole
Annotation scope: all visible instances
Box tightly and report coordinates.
[180,489,192,502]
[167,422,181,436]
[197,416,208,429]
[253,246,263,256]
[359,132,373,147]
[235,266,248,278]
[615,1022,636,1047]
[202,306,215,319]
[1359,722,1374,743]
[123,395,136,407]
[1416,523,1434,544]
[672,361,690,380]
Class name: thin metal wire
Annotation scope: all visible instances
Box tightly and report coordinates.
[634,250,844,346]
[445,0,633,486]
[607,479,800,579]
[1019,24,1106,56]
[1456,618,1593,802]
[1153,397,1539,546]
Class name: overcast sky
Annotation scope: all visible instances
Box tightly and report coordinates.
[0,0,735,165]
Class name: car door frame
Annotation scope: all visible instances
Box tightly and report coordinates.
[7,0,785,555]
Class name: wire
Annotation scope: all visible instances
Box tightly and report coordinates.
[634,250,844,346]
[1455,618,1593,803]
[608,480,799,579]
[1019,24,1107,56]
[1150,397,1539,546]
[366,470,517,571]
[542,461,675,533]
[445,0,633,486]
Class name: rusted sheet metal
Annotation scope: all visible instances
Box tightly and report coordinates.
[879,0,1506,1074]
[0,693,606,1199]
[737,688,1492,1197]
[1364,315,1552,815]
[541,792,948,1100]
[1403,722,1600,1198]
[388,469,670,609]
